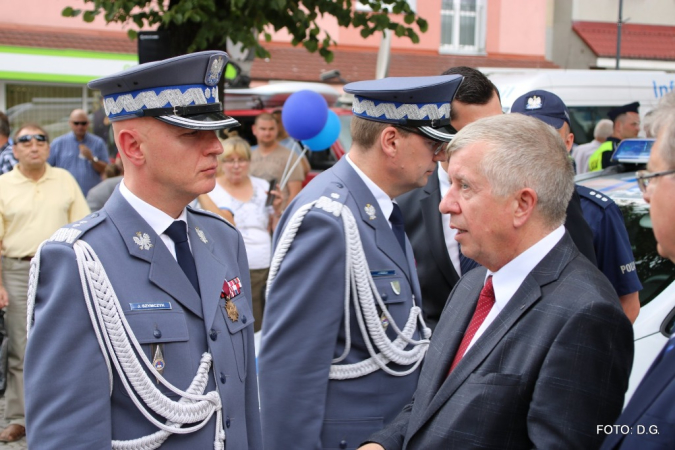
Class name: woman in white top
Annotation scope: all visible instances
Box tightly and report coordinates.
[209,137,280,331]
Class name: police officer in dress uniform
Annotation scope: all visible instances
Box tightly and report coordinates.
[258,75,463,450]
[511,90,642,322]
[24,51,262,449]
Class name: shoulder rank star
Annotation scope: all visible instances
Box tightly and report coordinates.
[364,204,377,220]
[133,232,153,250]
[195,227,208,244]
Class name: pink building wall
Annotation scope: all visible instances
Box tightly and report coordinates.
[3,0,547,57]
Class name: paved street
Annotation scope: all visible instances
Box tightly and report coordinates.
[0,397,26,449]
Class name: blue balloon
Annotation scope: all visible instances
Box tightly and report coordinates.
[282,90,328,141]
[302,110,341,151]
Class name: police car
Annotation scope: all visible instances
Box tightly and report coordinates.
[575,138,675,405]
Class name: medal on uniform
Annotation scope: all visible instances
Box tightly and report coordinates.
[221,279,240,322]
[152,344,165,384]
[380,312,390,331]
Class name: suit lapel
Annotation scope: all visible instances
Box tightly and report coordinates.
[105,190,203,318]
[186,212,230,329]
[420,170,460,287]
[333,160,412,281]
[410,233,578,436]
[611,346,675,434]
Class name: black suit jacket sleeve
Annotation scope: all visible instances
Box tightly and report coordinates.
[364,401,413,450]
[565,189,597,266]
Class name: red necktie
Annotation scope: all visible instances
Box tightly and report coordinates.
[448,276,495,375]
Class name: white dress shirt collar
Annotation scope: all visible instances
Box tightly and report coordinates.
[119,180,189,259]
[466,225,566,352]
[345,154,394,223]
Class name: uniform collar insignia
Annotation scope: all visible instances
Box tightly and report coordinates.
[195,227,208,244]
[132,231,153,250]
[364,204,377,220]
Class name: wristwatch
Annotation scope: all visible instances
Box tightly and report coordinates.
[92,156,99,163]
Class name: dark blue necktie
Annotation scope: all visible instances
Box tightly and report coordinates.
[165,221,201,296]
[458,243,480,275]
[389,203,406,255]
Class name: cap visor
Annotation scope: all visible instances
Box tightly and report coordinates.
[418,125,455,142]
[525,113,565,130]
[156,111,240,131]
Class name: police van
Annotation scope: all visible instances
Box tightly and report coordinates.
[483,68,675,143]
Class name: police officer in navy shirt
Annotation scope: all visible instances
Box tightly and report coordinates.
[511,90,642,322]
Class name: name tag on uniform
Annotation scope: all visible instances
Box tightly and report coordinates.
[370,270,396,277]
[129,302,172,311]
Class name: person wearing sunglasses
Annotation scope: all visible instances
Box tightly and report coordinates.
[0,123,90,442]
[47,109,108,196]
[601,92,675,450]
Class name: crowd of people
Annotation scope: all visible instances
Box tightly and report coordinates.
[0,50,671,448]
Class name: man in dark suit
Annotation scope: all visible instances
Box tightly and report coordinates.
[601,92,675,450]
[361,113,633,450]
[397,66,596,330]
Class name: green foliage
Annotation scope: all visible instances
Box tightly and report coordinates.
[60,0,426,62]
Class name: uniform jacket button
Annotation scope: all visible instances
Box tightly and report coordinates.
[210,329,217,341]
[220,372,226,384]
[153,329,162,338]
[225,417,231,428]
[380,292,388,301]
[241,315,247,324]
[339,439,348,449]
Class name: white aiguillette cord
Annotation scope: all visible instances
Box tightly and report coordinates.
[27,240,226,450]
[267,196,432,380]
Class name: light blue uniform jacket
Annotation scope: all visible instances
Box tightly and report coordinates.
[24,188,262,449]
[259,158,423,450]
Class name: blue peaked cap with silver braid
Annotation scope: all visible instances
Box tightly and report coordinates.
[343,74,463,142]
[88,51,240,131]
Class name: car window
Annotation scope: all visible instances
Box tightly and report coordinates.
[619,203,675,306]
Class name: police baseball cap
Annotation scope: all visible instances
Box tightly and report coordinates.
[607,102,640,122]
[343,75,464,142]
[88,51,239,131]
[510,89,571,130]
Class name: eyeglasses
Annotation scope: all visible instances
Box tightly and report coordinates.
[71,121,88,126]
[635,169,675,193]
[222,159,250,165]
[397,126,447,156]
[16,134,48,145]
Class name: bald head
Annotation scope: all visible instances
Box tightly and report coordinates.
[69,109,89,140]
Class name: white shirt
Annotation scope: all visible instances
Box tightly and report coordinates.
[438,162,462,275]
[465,225,565,352]
[119,180,190,260]
[345,154,395,228]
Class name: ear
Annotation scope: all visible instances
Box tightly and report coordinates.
[115,127,144,167]
[379,126,401,158]
[564,133,575,153]
[513,187,537,228]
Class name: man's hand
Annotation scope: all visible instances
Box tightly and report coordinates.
[0,286,9,309]
[79,144,94,161]
[358,444,385,450]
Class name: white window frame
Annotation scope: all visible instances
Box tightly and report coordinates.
[439,0,486,55]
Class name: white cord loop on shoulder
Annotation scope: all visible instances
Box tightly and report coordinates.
[27,240,225,450]
[267,196,431,380]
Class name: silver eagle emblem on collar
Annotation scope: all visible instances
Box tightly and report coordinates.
[364,204,377,220]
[132,232,153,250]
[195,227,208,244]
